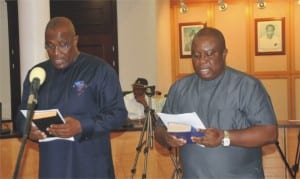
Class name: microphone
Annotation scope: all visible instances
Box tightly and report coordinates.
[27,67,46,108]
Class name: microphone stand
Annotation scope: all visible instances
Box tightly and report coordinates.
[13,94,37,179]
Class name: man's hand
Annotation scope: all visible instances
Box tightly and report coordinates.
[154,126,186,148]
[165,134,187,147]
[29,125,47,141]
[135,95,148,107]
[191,128,223,147]
[47,116,82,138]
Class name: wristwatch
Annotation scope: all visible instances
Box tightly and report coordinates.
[222,130,230,147]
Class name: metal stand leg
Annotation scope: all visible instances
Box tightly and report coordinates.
[292,129,300,178]
[130,114,148,178]
[142,110,154,179]
[131,95,155,179]
[275,141,295,178]
[276,129,300,179]
[169,147,182,179]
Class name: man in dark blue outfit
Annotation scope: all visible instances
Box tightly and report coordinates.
[16,17,127,178]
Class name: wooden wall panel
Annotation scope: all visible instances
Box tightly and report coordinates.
[294,2,300,71]
[214,0,248,72]
[295,78,300,120]
[170,1,299,120]
[254,56,288,72]
[261,79,289,121]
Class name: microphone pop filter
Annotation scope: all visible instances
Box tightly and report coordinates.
[29,67,46,85]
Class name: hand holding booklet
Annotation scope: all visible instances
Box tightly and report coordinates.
[157,112,206,144]
[21,109,74,142]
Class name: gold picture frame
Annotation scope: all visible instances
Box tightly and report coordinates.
[179,22,206,58]
[255,17,285,56]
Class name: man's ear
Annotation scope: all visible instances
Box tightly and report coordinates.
[73,35,79,46]
[222,48,228,59]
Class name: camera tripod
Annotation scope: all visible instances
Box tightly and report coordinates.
[276,129,300,179]
[131,86,156,179]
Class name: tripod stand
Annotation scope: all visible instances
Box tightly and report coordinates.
[169,147,183,179]
[131,86,156,179]
[276,128,300,179]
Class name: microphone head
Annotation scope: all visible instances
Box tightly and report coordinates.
[29,67,46,85]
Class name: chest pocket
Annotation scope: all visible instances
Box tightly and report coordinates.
[66,82,96,116]
[209,107,251,130]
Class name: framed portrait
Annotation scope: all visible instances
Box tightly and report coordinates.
[179,22,206,58]
[255,17,285,56]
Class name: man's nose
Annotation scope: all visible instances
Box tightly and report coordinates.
[55,46,62,55]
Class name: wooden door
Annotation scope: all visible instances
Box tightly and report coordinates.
[50,0,119,73]
[6,1,20,128]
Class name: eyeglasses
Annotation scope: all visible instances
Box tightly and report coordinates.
[191,50,221,61]
[45,40,73,52]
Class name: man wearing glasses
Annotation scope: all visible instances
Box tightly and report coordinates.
[16,17,127,178]
[155,27,278,178]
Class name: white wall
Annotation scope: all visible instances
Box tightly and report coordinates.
[156,0,172,95]
[18,0,50,84]
[0,0,49,120]
[0,0,11,119]
[117,0,157,91]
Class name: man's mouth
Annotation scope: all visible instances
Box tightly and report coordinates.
[200,68,209,75]
[53,58,64,63]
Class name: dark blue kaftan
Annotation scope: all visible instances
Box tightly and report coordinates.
[16,53,127,178]
[159,67,277,179]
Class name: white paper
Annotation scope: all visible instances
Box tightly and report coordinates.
[21,109,74,142]
[157,112,206,129]
[38,136,74,142]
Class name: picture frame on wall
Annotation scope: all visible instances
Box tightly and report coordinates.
[255,17,285,56]
[179,22,206,58]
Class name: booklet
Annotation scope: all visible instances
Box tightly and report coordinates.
[167,123,204,143]
[21,109,74,142]
[157,112,206,144]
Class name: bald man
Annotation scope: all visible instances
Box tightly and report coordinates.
[155,27,277,178]
[16,17,127,178]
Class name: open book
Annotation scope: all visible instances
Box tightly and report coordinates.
[167,123,204,143]
[21,109,74,142]
[157,112,206,144]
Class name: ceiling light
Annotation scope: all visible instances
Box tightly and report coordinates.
[298,0,300,5]
[218,0,228,11]
[179,0,188,14]
[257,0,267,9]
